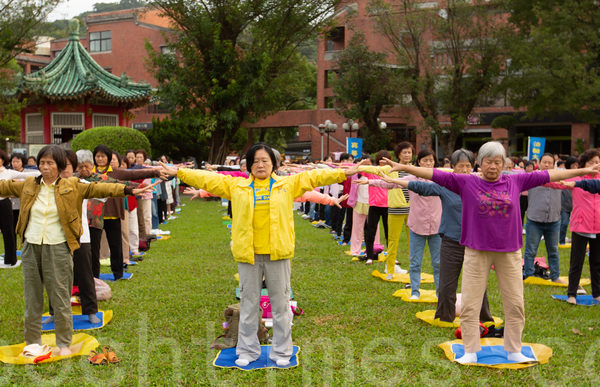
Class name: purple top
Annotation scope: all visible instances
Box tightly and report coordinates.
[431,169,550,252]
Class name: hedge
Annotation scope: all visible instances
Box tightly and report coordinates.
[71,126,152,156]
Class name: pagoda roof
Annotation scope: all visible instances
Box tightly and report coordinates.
[15,19,152,107]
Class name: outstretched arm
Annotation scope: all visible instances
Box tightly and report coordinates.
[381,157,433,180]
[547,165,600,182]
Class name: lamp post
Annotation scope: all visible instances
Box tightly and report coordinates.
[318,124,326,160]
[342,119,359,138]
[324,120,337,156]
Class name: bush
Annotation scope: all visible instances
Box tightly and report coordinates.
[71,126,152,156]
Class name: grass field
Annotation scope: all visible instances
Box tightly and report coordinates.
[0,198,599,385]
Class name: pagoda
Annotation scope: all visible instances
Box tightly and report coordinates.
[15,19,153,145]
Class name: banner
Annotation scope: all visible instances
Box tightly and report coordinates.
[527,137,545,161]
[346,138,363,159]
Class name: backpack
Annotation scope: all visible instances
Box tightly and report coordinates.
[210,303,270,350]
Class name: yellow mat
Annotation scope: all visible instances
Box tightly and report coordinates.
[234,273,239,282]
[0,333,99,365]
[558,243,571,249]
[438,337,552,369]
[392,289,438,303]
[415,309,504,328]
[371,269,434,284]
[524,276,590,287]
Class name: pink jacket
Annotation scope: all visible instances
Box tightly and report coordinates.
[361,172,388,208]
[546,175,600,234]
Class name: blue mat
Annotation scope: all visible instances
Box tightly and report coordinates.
[552,295,600,305]
[99,272,133,281]
[235,287,294,299]
[451,343,536,365]
[127,261,137,266]
[42,312,105,332]
[213,345,299,370]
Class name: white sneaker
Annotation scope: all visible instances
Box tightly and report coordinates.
[395,264,408,275]
[301,214,310,219]
[410,294,420,300]
[158,230,171,235]
[275,358,290,367]
[167,216,177,220]
[386,273,393,280]
[365,259,373,265]
[577,286,587,295]
[455,352,477,364]
[235,358,250,367]
[150,229,160,235]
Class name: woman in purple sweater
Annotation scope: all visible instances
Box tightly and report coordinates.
[383,141,598,365]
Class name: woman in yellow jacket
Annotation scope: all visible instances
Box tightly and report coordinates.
[162,143,359,367]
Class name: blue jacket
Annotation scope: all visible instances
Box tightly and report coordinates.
[408,180,462,242]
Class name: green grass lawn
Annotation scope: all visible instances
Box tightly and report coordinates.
[1,198,599,385]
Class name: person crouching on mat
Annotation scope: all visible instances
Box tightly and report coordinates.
[382,141,600,364]
[0,145,149,356]
[160,143,360,367]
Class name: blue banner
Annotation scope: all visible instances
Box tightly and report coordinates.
[346,138,363,159]
[527,137,546,161]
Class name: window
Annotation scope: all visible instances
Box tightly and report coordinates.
[326,27,345,52]
[147,104,170,114]
[324,97,336,109]
[92,113,118,127]
[325,70,338,88]
[90,31,111,52]
[26,114,44,144]
[51,113,84,144]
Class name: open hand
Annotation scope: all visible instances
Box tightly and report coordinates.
[132,180,160,195]
[183,187,202,200]
[333,193,349,208]
[159,162,178,177]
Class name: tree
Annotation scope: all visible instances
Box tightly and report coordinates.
[503,0,600,123]
[0,0,61,68]
[145,116,210,162]
[0,59,23,144]
[71,126,152,155]
[148,0,339,163]
[369,0,509,156]
[333,31,402,153]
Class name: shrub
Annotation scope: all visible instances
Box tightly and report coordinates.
[71,126,152,156]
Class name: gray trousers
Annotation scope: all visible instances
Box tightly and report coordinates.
[22,241,73,348]
[237,255,292,362]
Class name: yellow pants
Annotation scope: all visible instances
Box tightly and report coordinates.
[386,214,410,274]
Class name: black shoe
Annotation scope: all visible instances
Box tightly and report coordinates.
[130,256,143,262]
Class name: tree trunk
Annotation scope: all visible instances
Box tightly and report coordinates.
[208,129,229,163]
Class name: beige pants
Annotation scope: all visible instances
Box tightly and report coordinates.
[121,211,130,264]
[462,247,524,353]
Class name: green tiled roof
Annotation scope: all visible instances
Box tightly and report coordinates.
[16,19,152,107]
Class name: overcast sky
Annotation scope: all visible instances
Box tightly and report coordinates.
[47,0,120,21]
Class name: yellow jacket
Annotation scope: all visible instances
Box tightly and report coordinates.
[178,168,347,264]
[0,176,127,253]
[358,165,409,208]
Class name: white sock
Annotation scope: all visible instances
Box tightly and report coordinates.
[507,352,536,363]
[455,352,477,364]
[235,358,250,367]
[276,358,290,367]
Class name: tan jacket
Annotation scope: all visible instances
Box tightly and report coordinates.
[0,176,127,253]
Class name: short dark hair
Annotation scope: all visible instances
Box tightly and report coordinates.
[565,156,579,170]
[339,153,353,162]
[360,153,371,161]
[126,149,135,156]
[37,145,67,172]
[556,160,565,168]
[394,142,414,158]
[64,149,78,170]
[416,149,436,167]
[93,145,113,167]
[540,153,554,162]
[135,148,148,161]
[579,149,600,167]
[374,150,391,165]
[27,155,36,163]
[0,149,8,166]
[10,152,27,166]
[245,143,278,175]
[111,151,121,166]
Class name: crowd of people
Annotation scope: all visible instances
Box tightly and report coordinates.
[175,141,600,366]
[1,139,599,366]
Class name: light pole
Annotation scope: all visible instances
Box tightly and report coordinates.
[324,120,337,156]
[318,124,326,160]
[342,119,359,138]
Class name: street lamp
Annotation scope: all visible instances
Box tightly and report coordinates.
[342,119,359,138]
[325,121,337,156]
[318,124,326,160]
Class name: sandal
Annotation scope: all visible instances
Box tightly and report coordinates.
[88,350,107,365]
[103,346,121,364]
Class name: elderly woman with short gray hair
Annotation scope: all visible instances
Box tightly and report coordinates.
[383,141,599,365]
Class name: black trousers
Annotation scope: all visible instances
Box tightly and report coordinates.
[342,207,353,243]
[90,220,123,279]
[331,206,345,236]
[434,237,494,323]
[50,243,98,316]
[157,199,167,224]
[0,198,17,265]
[568,232,600,298]
[365,206,388,260]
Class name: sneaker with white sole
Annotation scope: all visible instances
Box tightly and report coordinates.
[395,264,408,275]
[410,294,420,300]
